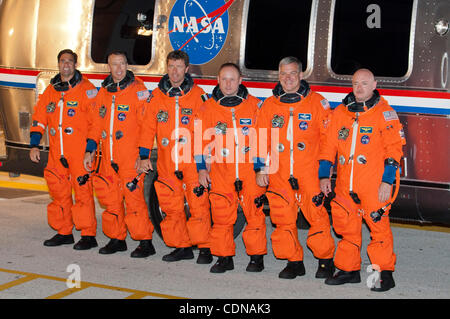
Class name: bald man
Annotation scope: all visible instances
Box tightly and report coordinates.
[318,69,405,291]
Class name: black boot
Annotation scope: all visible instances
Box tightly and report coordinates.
[99,239,127,254]
[278,261,306,279]
[371,270,395,292]
[43,234,74,247]
[315,258,335,279]
[131,240,156,258]
[196,248,213,264]
[325,270,361,285]
[246,255,264,272]
[210,256,234,273]
[73,236,98,250]
[162,247,194,262]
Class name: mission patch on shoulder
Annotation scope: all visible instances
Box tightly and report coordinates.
[383,110,399,121]
[137,90,150,101]
[320,99,330,109]
[86,89,98,99]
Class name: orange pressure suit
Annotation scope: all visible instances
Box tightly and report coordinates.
[194,84,267,258]
[138,74,211,249]
[87,71,154,241]
[319,90,405,272]
[255,80,335,262]
[30,70,97,236]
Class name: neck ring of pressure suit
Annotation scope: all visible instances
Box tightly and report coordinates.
[158,73,194,97]
[343,90,381,112]
[102,70,135,93]
[212,84,248,107]
[273,79,310,104]
[50,70,82,92]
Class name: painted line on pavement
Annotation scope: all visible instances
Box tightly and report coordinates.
[0,267,185,299]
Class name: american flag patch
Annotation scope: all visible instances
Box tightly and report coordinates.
[86,89,98,99]
[320,99,330,110]
[137,90,150,101]
[383,110,399,121]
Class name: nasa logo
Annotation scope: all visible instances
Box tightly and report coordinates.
[181,115,190,125]
[361,135,370,144]
[168,0,234,65]
[299,121,308,130]
[117,112,127,121]
[241,126,249,136]
[67,109,76,117]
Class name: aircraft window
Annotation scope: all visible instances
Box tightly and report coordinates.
[244,0,313,71]
[91,0,155,65]
[330,0,414,77]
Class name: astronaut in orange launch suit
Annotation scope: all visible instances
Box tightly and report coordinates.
[30,49,98,250]
[319,68,405,292]
[195,63,267,273]
[138,50,212,264]
[254,57,335,279]
[84,51,155,258]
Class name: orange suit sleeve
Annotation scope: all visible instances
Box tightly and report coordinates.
[379,108,406,163]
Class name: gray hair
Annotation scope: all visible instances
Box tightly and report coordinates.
[279,56,302,72]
